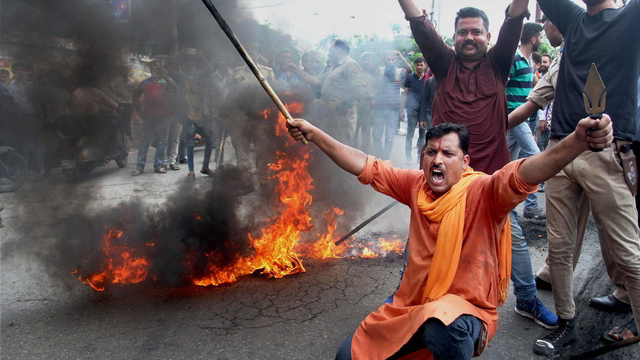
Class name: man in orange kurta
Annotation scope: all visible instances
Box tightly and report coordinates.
[286,115,613,360]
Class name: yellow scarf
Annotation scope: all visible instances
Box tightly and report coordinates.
[418,169,512,306]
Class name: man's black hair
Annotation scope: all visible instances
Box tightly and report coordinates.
[541,53,553,61]
[11,62,25,71]
[521,22,544,45]
[333,39,350,54]
[425,123,470,155]
[414,56,425,64]
[455,7,489,32]
[531,52,542,65]
[0,69,10,75]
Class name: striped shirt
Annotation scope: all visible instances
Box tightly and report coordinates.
[505,49,534,113]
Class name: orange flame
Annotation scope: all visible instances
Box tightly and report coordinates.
[296,207,347,259]
[74,100,406,291]
[193,102,315,286]
[360,247,380,258]
[74,228,150,291]
[376,237,405,256]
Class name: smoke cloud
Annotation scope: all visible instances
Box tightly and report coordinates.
[1,0,380,291]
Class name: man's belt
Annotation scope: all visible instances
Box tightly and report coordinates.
[615,139,637,196]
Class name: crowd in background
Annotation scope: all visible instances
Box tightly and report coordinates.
[0,39,439,193]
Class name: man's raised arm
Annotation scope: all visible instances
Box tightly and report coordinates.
[398,0,421,18]
[518,114,613,185]
[509,0,530,17]
[286,118,367,176]
[399,1,453,78]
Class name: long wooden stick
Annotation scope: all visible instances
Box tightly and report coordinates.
[335,201,399,245]
[200,0,308,145]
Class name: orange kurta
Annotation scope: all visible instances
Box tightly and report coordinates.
[351,156,538,360]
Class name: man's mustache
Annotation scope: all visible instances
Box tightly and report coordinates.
[462,41,477,48]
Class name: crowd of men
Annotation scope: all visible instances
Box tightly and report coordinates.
[0,36,432,194]
[1,0,639,358]
[286,0,639,359]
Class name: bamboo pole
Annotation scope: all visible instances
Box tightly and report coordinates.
[200,0,308,145]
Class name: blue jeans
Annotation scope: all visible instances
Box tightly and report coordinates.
[136,116,169,169]
[510,210,537,301]
[405,114,425,160]
[373,108,397,160]
[507,121,540,210]
[185,120,214,172]
[335,315,483,360]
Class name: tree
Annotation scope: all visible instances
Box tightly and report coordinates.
[538,35,558,58]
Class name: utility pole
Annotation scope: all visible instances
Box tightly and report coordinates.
[437,0,441,33]
[168,0,179,55]
[430,0,435,22]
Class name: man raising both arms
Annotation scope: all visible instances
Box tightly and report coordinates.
[286,112,612,360]
[399,0,558,329]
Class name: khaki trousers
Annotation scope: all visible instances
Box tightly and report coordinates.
[536,195,630,303]
[545,139,640,322]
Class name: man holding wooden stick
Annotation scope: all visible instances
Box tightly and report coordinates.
[286,111,612,359]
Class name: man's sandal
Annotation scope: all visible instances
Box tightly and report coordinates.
[154,167,167,174]
[603,318,637,343]
[132,168,143,176]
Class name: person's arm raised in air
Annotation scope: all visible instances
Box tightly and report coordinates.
[508,0,529,17]
[490,0,530,82]
[398,0,421,18]
[398,0,453,78]
[286,118,367,176]
[518,114,613,185]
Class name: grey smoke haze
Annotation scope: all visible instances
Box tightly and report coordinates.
[1,0,372,290]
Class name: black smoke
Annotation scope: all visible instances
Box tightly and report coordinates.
[0,0,372,291]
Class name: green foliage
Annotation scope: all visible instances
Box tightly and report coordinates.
[441,35,453,48]
[538,36,557,58]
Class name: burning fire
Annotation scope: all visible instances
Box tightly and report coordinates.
[296,207,347,259]
[360,247,379,259]
[73,228,151,291]
[72,101,405,291]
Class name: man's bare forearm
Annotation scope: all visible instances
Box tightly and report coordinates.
[518,133,583,184]
[400,90,408,116]
[312,127,367,176]
[398,0,422,18]
[518,115,613,184]
[508,100,538,129]
[508,0,530,17]
[291,66,322,86]
[288,119,367,176]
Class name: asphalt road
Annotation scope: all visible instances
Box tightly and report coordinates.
[1,129,638,360]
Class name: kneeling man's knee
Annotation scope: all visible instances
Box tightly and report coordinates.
[423,315,482,360]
